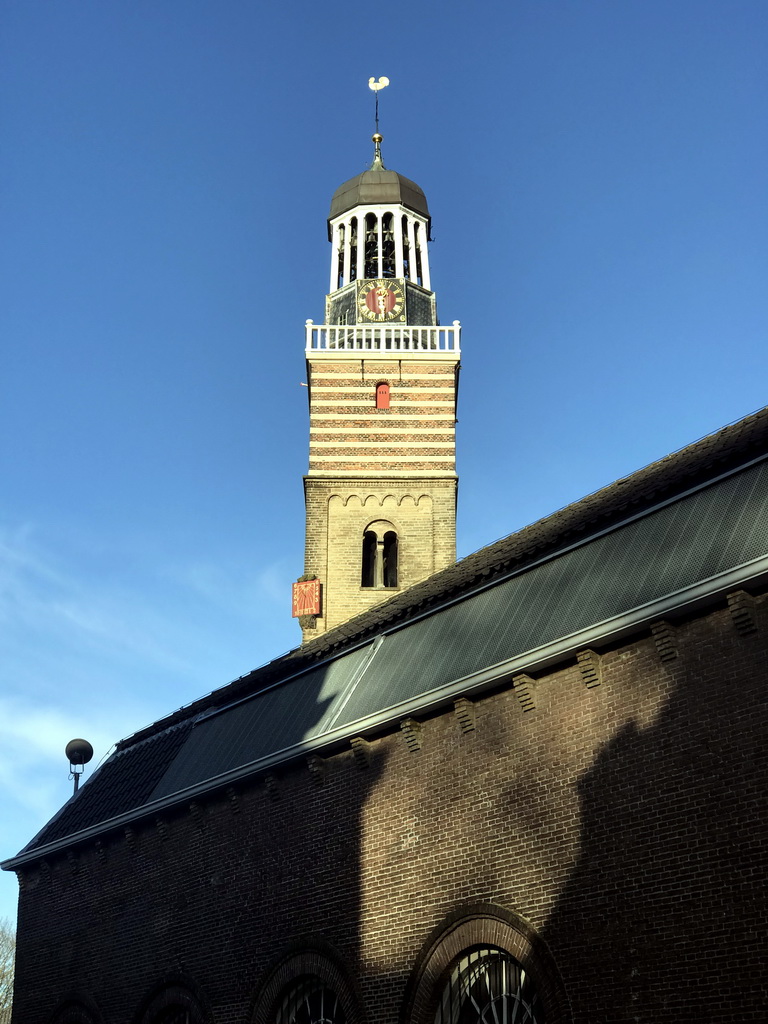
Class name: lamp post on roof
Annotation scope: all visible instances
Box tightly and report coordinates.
[65,738,93,794]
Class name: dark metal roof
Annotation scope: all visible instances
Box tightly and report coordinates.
[151,645,374,800]
[329,167,430,223]
[331,457,768,724]
[6,406,768,865]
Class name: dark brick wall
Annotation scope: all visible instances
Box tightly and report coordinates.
[11,594,768,1024]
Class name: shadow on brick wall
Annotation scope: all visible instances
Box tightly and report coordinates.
[541,617,768,1022]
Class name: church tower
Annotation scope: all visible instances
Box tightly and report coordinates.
[294,132,460,639]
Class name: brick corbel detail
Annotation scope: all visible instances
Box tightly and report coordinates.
[226,786,240,813]
[188,801,205,830]
[512,673,537,712]
[650,620,679,661]
[727,590,758,636]
[307,754,326,787]
[350,736,372,768]
[124,826,136,850]
[400,717,423,752]
[454,697,476,733]
[577,649,602,689]
[67,850,78,875]
[264,773,280,800]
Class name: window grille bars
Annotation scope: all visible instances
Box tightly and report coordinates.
[435,948,544,1024]
[276,978,345,1024]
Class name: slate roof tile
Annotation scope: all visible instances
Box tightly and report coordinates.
[22,722,194,853]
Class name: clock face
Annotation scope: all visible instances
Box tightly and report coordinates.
[357,279,406,323]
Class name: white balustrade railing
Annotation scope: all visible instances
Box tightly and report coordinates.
[305,320,461,355]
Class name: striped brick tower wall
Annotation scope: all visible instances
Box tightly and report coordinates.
[302,338,459,639]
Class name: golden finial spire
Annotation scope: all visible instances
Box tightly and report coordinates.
[371,132,384,168]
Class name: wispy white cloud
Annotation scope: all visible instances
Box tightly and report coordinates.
[0,518,300,923]
[0,523,71,622]
[0,523,190,674]
[0,696,116,813]
[0,523,289,691]
[163,552,297,616]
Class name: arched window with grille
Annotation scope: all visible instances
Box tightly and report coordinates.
[435,947,544,1024]
[135,981,210,1024]
[48,998,104,1024]
[154,1008,191,1024]
[251,949,362,1024]
[275,977,346,1024]
[406,907,569,1024]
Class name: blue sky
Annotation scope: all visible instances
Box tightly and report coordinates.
[1,0,766,923]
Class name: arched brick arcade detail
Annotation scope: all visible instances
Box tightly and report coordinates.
[251,945,365,1024]
[403,905,572,1024]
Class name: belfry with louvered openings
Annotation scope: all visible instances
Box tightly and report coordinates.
[297,133,460,639]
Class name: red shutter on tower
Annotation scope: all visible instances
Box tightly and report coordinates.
[376,383,390,409]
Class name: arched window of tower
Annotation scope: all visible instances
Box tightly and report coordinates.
[415,222,423,286]
[382,212,395,277]
[375,382,390,409]
[382,531,398,587]
[361,521,398,589]
[401,214,411,279]
[349,217,358,282]
[361,531,377,588]
[336,223,345,289]
[364,213,378,278]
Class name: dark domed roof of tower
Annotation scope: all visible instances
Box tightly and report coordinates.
[328,135,430,228]
[329,168,429,220]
